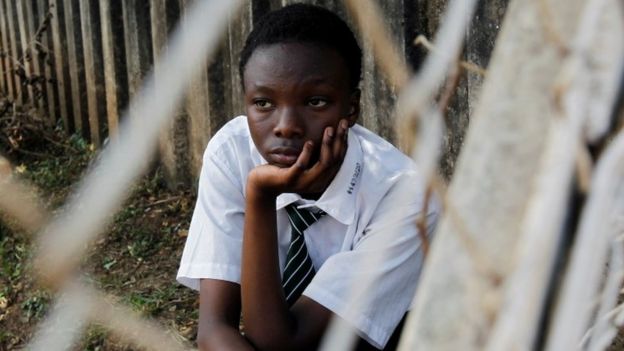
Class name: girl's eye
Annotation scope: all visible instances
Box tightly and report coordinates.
[254,100,273,109]
[308,98,328,108]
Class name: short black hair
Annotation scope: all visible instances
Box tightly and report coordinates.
[239,4,362,91]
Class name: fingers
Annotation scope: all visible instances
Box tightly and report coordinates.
[289,119,349,187]
[315,119,348,171]
[333,119,349,160]
[319,125,335,167]
[291,141,313,174]
[275,119,349,194]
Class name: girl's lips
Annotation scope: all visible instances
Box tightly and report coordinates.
[269,147,301,167]
[269,153,298,166]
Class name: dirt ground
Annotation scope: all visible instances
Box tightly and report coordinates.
[0,106,199,350]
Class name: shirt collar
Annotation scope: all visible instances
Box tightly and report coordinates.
[276,128,363,225]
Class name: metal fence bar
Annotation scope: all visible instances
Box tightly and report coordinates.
[16,0,35,103]
[122,0,153,102]
[0,2,5,95]
[63,0,87,137]
[5,0,24,104]
[35,0,58,126]
[23,0,46,114]
[49,0,72,132]
[152,0,191,185]
[0,0,15,100]
[99,0,126,140]
[79,0,106,146]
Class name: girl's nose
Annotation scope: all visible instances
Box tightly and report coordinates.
[273,107,304,138]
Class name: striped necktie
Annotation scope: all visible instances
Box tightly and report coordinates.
[282,204,326,306]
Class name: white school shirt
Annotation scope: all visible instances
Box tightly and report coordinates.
[177,116,439,349]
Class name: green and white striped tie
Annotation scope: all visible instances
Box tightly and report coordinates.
[282,204,325,306]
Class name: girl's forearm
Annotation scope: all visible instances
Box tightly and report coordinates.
[240,186,297,349]
[198,323,255,351]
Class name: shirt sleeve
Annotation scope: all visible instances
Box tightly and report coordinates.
[176,149,246,290]
[303,174,439,349]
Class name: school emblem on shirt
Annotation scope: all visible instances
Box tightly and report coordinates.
[347,163,362,194]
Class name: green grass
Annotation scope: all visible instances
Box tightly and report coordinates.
[1,130,198,350]
[0,234,26,281]
[125,284,181,316]
[82,325,111,351]
[0,133,93,347]
[20,290,50,322]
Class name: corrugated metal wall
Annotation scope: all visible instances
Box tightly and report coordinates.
[0,0,507,186]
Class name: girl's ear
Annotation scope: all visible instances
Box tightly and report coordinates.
[347,89,361,126]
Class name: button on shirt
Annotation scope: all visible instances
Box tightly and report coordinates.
[177,116,439,349]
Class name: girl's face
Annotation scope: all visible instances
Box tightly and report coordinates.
[243,42,359,168]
